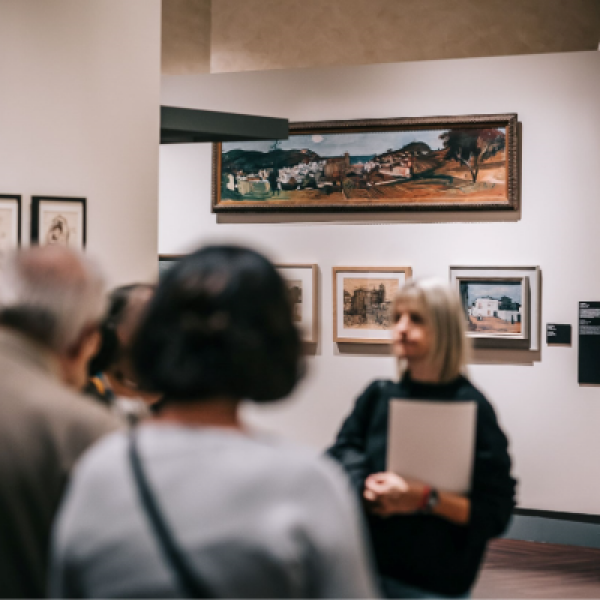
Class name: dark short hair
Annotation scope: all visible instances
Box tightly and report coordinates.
[88,283,155,375]
[132,246,303,402]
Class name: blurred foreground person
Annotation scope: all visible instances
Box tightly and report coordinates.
[328,279,516,598]
[0,247,120,598]
[51,245,377,598]
[85,283,157,423]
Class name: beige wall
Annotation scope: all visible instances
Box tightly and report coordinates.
[0,0,161,286]
[162,0,211,74]
[162,0,600,73]
[160,51,600,515]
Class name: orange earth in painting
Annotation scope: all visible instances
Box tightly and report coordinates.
[468,314,521,334]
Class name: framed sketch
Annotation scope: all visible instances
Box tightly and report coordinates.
[333,267,412,344]
[212,113,518,213]
[31,196,86,249]
[450,266,541,349]
[277,264,318,343]
[0,194,21,255]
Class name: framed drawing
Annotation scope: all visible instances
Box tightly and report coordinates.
[212,113,518,213]
[0,194,21,254]
[333,267,412,344]
[277,264,318,343]
[450,266,541,349]
[31,196,86,249]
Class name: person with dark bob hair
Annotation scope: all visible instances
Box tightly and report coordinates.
[50,245,378,599]
[133,245,302,402]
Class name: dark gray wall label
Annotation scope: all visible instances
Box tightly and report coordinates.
[547,324,571,345]
[578,302,600,384]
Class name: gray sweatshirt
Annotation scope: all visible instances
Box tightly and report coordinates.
[51,424,378,598]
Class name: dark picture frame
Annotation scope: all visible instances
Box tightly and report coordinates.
[31,196,87,249]
[212,113,518,213]
[158,253,185,278]
[0,194,22,249]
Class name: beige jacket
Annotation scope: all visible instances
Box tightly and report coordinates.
[0,328,120,598]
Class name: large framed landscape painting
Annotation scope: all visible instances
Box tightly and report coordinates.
[212,114,518,213]
[334,267,412,344]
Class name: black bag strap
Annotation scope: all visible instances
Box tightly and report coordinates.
[128,428,214,598]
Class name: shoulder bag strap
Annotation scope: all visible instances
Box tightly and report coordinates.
[128,428,214,598]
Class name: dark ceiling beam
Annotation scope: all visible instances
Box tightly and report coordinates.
[160,105,288,143]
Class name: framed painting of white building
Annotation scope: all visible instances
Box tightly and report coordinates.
[333,266,412,344]
[450,266,541,349]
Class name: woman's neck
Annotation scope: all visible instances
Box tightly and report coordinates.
[406,360,441,384]
[154,397,243,430]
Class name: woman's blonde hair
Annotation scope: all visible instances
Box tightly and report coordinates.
[393,278,470,383]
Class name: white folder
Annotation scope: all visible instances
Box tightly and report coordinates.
[386,399,477,495]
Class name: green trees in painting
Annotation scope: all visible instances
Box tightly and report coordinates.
[440,129,505,182]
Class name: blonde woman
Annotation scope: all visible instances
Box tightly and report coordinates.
[328,279,516,598]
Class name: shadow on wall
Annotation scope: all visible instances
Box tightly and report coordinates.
[470,348,541,367]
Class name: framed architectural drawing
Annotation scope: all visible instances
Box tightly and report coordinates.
[450,266,541,349]
[31,196,86,249]
[0,194,21,254]
[333,267,412,344]
[212,113,518,213]
[277,264,318,343]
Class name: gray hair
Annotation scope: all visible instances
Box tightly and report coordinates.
[394,278,470,383]
[0,247,107,353]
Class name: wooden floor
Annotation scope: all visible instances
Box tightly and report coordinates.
[473,539,600,598]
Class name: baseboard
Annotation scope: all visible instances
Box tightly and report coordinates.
[505,508,600,549]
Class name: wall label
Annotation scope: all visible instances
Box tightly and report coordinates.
[546,324,571,345]
[578,302,600,384]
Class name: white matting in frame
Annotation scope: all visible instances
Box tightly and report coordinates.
[32,196,86,249]
[450,266,541,351]
[334,267,412,344]
[0,195,21,253]
[277,264,318,343]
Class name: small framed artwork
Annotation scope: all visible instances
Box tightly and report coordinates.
[450,266,541,349]
[333,267,412,344]
[277,264,318,343]
[0,194,21,253]
[31,196,86,249]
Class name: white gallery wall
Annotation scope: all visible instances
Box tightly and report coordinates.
[0,0,161,285]
[160,51,600,515]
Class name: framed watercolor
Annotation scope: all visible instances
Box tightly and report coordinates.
[31,196,86,249]
[212,113,518,213]
[450,266,541,350]
[333,267,412,344]
[277,264,318,343]
[0,194,21,253]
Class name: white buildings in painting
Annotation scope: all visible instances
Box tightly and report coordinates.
[469,296,521,323]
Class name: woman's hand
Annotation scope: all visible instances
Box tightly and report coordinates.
[363,472,427,517]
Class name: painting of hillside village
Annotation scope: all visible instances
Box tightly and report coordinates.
[212,115,517,212]
[343,278,399,330]
[459,280,524,336]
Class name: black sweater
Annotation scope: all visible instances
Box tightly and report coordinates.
[327,374,517,596]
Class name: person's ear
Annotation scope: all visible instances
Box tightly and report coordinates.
[67,323,101,361]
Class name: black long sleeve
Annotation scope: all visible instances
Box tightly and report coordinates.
[327,374,517,596]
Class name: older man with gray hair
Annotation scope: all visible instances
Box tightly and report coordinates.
[0,246,121,598]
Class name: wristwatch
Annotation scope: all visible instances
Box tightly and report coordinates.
[421,487,440,514]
